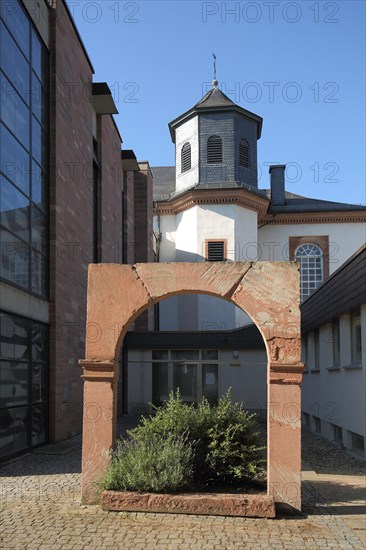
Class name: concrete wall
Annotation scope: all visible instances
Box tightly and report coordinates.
[302,303,366,458]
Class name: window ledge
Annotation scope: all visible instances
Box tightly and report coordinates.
[302,369,310,374]
[310,368,321,374]
[327,366,341,372]
[343,363,363,370]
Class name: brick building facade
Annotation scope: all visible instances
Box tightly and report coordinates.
[0,0,153,459]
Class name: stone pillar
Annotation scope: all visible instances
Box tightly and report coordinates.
[79,360,119,504]
[267,363,304,511]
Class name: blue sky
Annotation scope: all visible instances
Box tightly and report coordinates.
[66,0,365,205]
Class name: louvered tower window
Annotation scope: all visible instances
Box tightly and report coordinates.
[207,135,223,164]
[181,142,191,173]
[206,240,226,261]
[240,139,250,168]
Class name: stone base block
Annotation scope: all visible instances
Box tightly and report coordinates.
[101,490,276,518]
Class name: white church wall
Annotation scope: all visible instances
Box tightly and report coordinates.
[258,222,366,274]
[175,116,199,194]
[158,214,177,262]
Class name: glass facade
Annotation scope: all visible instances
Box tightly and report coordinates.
[152,350,219,405]
[0,311,49,458]
[0,0,49,298]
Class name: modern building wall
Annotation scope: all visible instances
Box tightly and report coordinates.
[0,0,154,459]
[301,247,366,459]
[127,347,267,417]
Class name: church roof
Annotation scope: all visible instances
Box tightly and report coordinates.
[168,85,263,142]
[151,166,366,214]
[194,87,236,109]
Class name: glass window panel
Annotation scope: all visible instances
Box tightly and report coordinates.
[202,350,218,360]
[173,363,197,402]
[0,175,29,241]
[31,403,47,445]
[0,22,30,104]
[0,122,30,194]
[0,360,29,407]
[0,0,30,58]
[0,229,30,289]
[31,322,47,362]
[31,116,47,167]
[31,205,46,253]
[31,160,47,211]
[31,29,48,83]
[0,72,30,149]
[202,364,218,404]
[152,350,169,361]
[0,312,29,359]
[351,312,362,362]
[32,363,47,403]
[31,249,46,296]
[171,350,199,361]
[0,405,29,458]
[31,71,48,128]
[152,363,169,404]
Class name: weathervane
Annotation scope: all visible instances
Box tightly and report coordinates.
[212,53,218,88]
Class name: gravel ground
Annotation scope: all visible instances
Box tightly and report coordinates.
[302,429,365,476]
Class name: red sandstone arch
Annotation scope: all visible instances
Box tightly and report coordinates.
[80,262,304,510]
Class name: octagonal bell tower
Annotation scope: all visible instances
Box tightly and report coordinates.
[169,81,263,195]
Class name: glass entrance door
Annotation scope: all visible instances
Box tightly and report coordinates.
[152,350,218,406]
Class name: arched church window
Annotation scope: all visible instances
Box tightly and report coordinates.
[181,142,191,173]
[295,243,324,302]
[207,135,222,164]
[239,139,250,168]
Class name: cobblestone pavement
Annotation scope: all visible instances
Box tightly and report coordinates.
[0,428,365,550]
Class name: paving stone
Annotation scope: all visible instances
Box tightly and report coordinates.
[0,428,365,549]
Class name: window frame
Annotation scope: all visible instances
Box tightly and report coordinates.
[152,349,219,406]
[294,242,324,301]
[351,309,362,364]
[181,142,191,173]
[239,138,250,168]
[205,239,227,262]
[0,3,50,299]
[207,135,223,164]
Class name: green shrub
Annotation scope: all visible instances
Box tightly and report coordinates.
[128,389,265,486]
[205,392,265,482]
[101,431,194,493]
[101,389,265,493]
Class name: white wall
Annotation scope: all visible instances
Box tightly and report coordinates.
[302,304,366,457]
[258,223,366,275]
[158,204,258,330]
[175,116,199,194]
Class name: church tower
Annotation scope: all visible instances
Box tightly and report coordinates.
[168,78,263,195]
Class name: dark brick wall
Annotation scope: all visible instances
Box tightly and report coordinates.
[133,163,155,331]
[123,170,135,264]
[100,115,123,263]
[49,0,122,442]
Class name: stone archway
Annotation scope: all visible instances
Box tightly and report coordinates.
[80,261,304,509]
